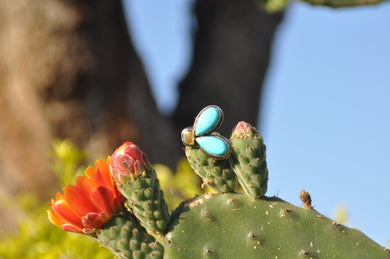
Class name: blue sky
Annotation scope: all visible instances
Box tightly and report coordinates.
[124,0,390,247]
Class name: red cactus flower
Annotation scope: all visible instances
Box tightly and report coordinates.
[47,158,123,235]
[110,142,151,184]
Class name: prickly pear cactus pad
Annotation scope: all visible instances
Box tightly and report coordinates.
[163,193,389,258]
[47,105,390,258]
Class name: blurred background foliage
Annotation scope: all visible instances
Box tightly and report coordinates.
[0,140,111,258]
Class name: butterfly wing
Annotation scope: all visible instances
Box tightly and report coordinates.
[194,105,223,136]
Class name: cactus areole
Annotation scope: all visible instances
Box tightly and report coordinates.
[48,105,390,258]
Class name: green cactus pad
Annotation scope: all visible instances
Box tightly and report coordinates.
[97,211,163,259]
[185,146,237,193]
[163,193,389,258]
[117,169,169,234]
[230,125,268,198]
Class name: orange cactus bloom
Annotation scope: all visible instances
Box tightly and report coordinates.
[47,158,123,235]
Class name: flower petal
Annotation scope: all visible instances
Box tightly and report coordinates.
[63,179,99,215]
[55,192,64,201]
[62,223,84,234]
[52,200,83,229]
[86,159,113,190]
[90,186,116,215]
[47,209,66,227]
[75,175,96,196]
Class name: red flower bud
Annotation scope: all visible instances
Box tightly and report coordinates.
[231,121,257,138]
[110,142,151,184]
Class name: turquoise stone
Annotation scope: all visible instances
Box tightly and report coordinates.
[196,136,228,157]
[195,107,220,135]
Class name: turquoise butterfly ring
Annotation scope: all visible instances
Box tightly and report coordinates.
[181,105,232,159]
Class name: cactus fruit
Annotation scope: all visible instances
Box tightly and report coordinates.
[48,105,390,258]
[114,167,169,235]
[185,146,237,192]
[230,121,268,198]
[97,210,163,259]
[110,142,169,235]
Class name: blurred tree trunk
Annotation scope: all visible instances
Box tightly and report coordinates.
[0,0,282,232]
[174,0,283,137]
[0,0,152,196]
[0,0,170,232]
